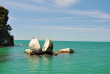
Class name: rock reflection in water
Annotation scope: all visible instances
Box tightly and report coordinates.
[27,55,53,73]
[27,55,42,72]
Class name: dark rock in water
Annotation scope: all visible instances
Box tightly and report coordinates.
[0,6,14,46]
[24,49,58,56]
[53,52,58,56]
[58,48,74,53]
[31,50,44,55]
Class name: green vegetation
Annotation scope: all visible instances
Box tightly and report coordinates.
[0,6,14,46]
[0,6,9,26]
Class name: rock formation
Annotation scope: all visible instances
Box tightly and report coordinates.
[25,38,74,56]
[42,38,53,54]
[24,49,32,54]
[25,38,55,55]
[0,6,14,46]
[29,38,42,51]
[58,48,74,53]
[29,38,44,55]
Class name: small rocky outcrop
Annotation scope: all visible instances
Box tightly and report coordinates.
[25,38,56,55]
[25,38,74,56]
[24,49,32,54]
[0,6,14,46]
[58,48,74,53]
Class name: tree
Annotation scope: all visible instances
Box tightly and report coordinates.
[0,6,14,46]
[0,6,9,26]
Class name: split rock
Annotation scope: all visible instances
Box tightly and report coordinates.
[42,38,53,54]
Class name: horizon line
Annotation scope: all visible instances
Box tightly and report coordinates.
[14,40,110,42]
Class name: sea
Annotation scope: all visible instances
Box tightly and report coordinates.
[0,40,110,74]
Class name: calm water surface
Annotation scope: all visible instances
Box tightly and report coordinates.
[0,40,110,74]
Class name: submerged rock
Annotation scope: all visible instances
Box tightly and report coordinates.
[53,52,58,56]
[58,48,74,53]
[42,38,53,54]
[29,38,42,51]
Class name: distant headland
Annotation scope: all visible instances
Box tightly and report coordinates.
[0,6,14,46]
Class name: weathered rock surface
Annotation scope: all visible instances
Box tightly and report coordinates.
[42,38,53,54]
[24,49,32,54]
[58,48,74,53]
[0,6,14,46]
[29,38,42,51]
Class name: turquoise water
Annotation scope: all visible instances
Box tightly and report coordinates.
[0,40,110,74]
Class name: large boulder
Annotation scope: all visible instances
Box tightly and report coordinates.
[29,38,42,51]
[58,48,74,53]
[42,38,53,54]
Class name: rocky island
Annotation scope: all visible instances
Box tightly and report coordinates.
[0,6,14,46]
[25,37,74,56]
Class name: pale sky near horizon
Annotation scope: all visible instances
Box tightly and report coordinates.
[0,0,110,41]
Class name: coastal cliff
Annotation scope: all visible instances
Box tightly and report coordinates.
[0,6,14,46]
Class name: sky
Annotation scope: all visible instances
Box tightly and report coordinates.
[0,0,110,41]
